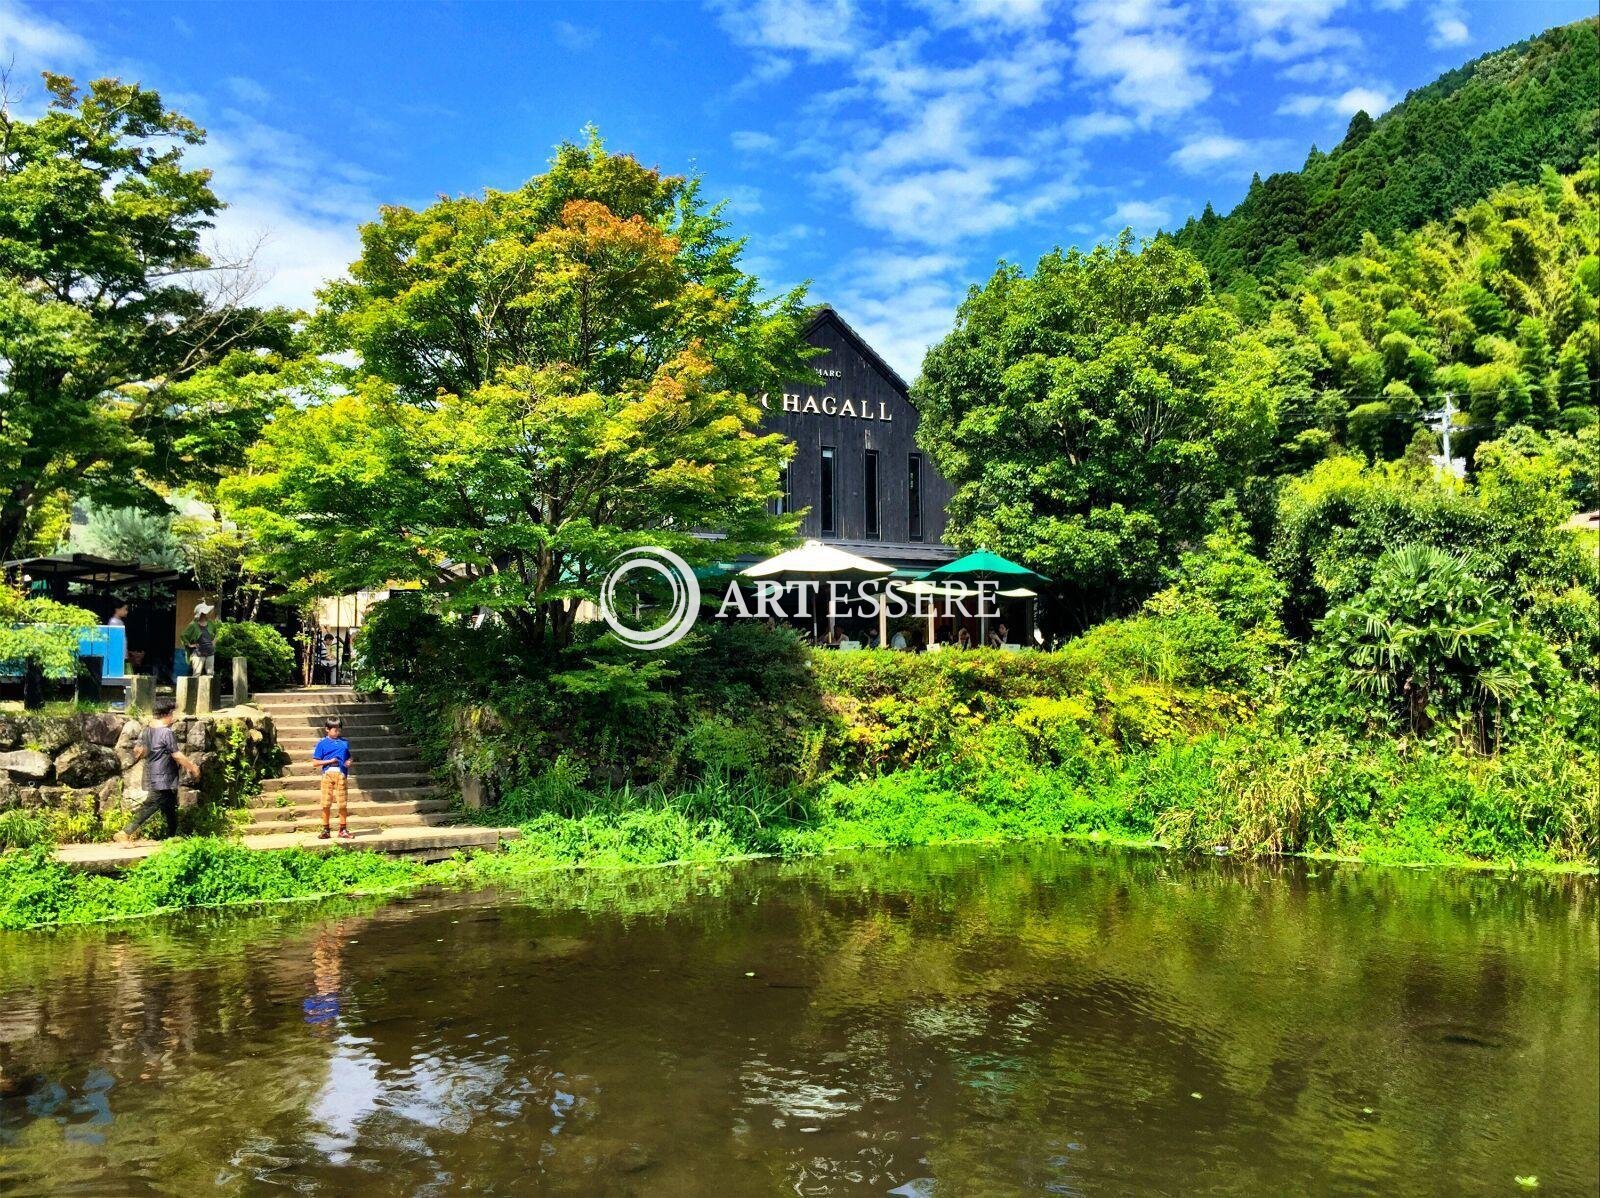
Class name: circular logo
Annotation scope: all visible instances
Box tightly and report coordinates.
[598,546,701,650]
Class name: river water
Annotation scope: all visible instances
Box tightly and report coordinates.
[1,844,1595,1196]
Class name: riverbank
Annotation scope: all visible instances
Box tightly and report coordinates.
[4,780,1594,932]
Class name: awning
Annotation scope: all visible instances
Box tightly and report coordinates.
[741,539,895,581]
[3,553,192,588]
[920,549,1049,587]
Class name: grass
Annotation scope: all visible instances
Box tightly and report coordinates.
[3,724,1592,932]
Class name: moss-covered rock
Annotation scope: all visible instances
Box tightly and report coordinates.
[54,743,121,788]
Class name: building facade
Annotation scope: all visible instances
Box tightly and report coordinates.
[759,307,956,569]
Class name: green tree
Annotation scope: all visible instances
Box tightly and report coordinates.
[223,135,810,646]
[1172,18,1600,298]
[0,586,97,702]
[0,73,292,561]
[1257,162,1599,466]
[70,501,186,568]
[915,233,1277,626]
[1269,448,1591,638]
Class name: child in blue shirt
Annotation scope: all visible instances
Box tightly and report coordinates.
[312,717,354,840]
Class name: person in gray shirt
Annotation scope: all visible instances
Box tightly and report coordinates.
[117,696,201,841]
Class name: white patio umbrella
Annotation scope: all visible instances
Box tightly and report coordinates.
[742,539,894,641]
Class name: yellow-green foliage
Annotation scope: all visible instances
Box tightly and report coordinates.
[810,647,1238,777]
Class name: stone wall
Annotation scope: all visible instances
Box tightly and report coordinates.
[0,707,280,839]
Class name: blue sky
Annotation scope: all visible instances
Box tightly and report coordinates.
[4,0,1593,376]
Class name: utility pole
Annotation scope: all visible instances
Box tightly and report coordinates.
[1425,393,1464,479]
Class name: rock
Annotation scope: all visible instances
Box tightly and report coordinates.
[29,717,76,756]
[0,749,53,782]
[80,712,127,747]
[54,743,122,788]
[115,721,143,769]
[0,717,20,752]
[0,782,17,812]
[16,787,42,810]
[184,720,213,752]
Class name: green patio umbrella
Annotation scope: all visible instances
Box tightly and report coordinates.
[920,550,1049,647]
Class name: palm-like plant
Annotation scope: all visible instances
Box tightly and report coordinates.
[1299,544,1564,750]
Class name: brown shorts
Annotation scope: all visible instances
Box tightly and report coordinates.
[320,769,348,819]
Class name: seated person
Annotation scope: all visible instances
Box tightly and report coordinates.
[987,622,1010,649]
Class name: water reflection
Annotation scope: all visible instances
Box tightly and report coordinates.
[0,845,1595,1195]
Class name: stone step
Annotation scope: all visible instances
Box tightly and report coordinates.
[243,810,460,835]
[278,732,412,751]
[257,697,395,716]
[282,750,425,775]
[264,710,398,729]
[261,772,437,794]
[253,689,363,701]
[249,797,454,823]
[256,784,445,805]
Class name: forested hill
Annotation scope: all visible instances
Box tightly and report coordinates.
[1172,17,1599,306]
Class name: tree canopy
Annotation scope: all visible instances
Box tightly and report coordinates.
[0,73,292,562]
[915,234,1276,623]
[1172,17,1599,308]
[223,135,812,645]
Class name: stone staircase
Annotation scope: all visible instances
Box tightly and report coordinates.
[248,689,457,837]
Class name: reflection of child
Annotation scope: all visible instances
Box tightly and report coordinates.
[303,926,344,1029]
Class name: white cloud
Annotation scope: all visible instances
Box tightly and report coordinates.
[1278,84,1392,118]
[225,76,271,106]
[1428,5,1469,48]
[721,183,765,216]
[1169,133,1250,173]
[711,0,858,61]
[1279,57,1351,85]
[186,113,375,310]
[552,20,599,51]
[828,253,968,377]
[1071,0,1211,125]
[1232,0,1360,62]
[785,29,1082,248]
[1064,111,1136,141]
[0,0,91,62]
[731,129,778,152]
[913,0,1056,32]
[1104,197,1177,233]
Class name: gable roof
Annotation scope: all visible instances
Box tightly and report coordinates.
[803,304,911,396]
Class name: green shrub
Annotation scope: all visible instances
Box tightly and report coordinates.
[214,621,295,691]
[0,810,51,851]
[1289,544,1575,749]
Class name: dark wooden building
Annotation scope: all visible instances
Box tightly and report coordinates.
[759,307,956,569]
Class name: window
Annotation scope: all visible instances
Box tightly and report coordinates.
[773,465,790,516]
[908,453,923,541]
[820,446,836,533]
[864,450,880,539]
